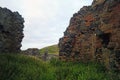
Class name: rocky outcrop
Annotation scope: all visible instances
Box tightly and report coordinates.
[22,48,40,56]
[0,7,24,53]
[59,0,120,70]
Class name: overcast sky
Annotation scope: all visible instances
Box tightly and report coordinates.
[0,0,93,50]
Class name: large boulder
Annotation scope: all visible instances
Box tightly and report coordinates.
[59,0,120,70]
[0,7,24,53]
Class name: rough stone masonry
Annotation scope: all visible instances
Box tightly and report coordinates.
[59,0,120,70]
[0,7,24,53]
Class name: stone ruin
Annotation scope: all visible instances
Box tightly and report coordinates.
[0,7,24,53]
[59,0,120,70]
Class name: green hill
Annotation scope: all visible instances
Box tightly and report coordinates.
[39,44,59,54]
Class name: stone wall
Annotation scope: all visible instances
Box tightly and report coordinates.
[59,0,120,70]
[0,7,24,53]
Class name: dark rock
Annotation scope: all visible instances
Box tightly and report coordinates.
[0,7,24,53]
[22,48,40,56]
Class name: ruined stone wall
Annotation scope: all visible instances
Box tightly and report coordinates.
[59,0,120,70]
[0,7,24,53]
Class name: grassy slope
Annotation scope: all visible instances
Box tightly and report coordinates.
[0,54,119,80]
[0,53,56,80]
[39,44,59,54]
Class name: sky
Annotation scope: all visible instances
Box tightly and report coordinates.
[0,0,93,50]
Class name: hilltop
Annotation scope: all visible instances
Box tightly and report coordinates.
[40,44,59,54]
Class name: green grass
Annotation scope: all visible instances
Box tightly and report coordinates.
[39,44,59,54]
[50,58,120,80]
[0,53,56,80]
[0,54,119,80]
